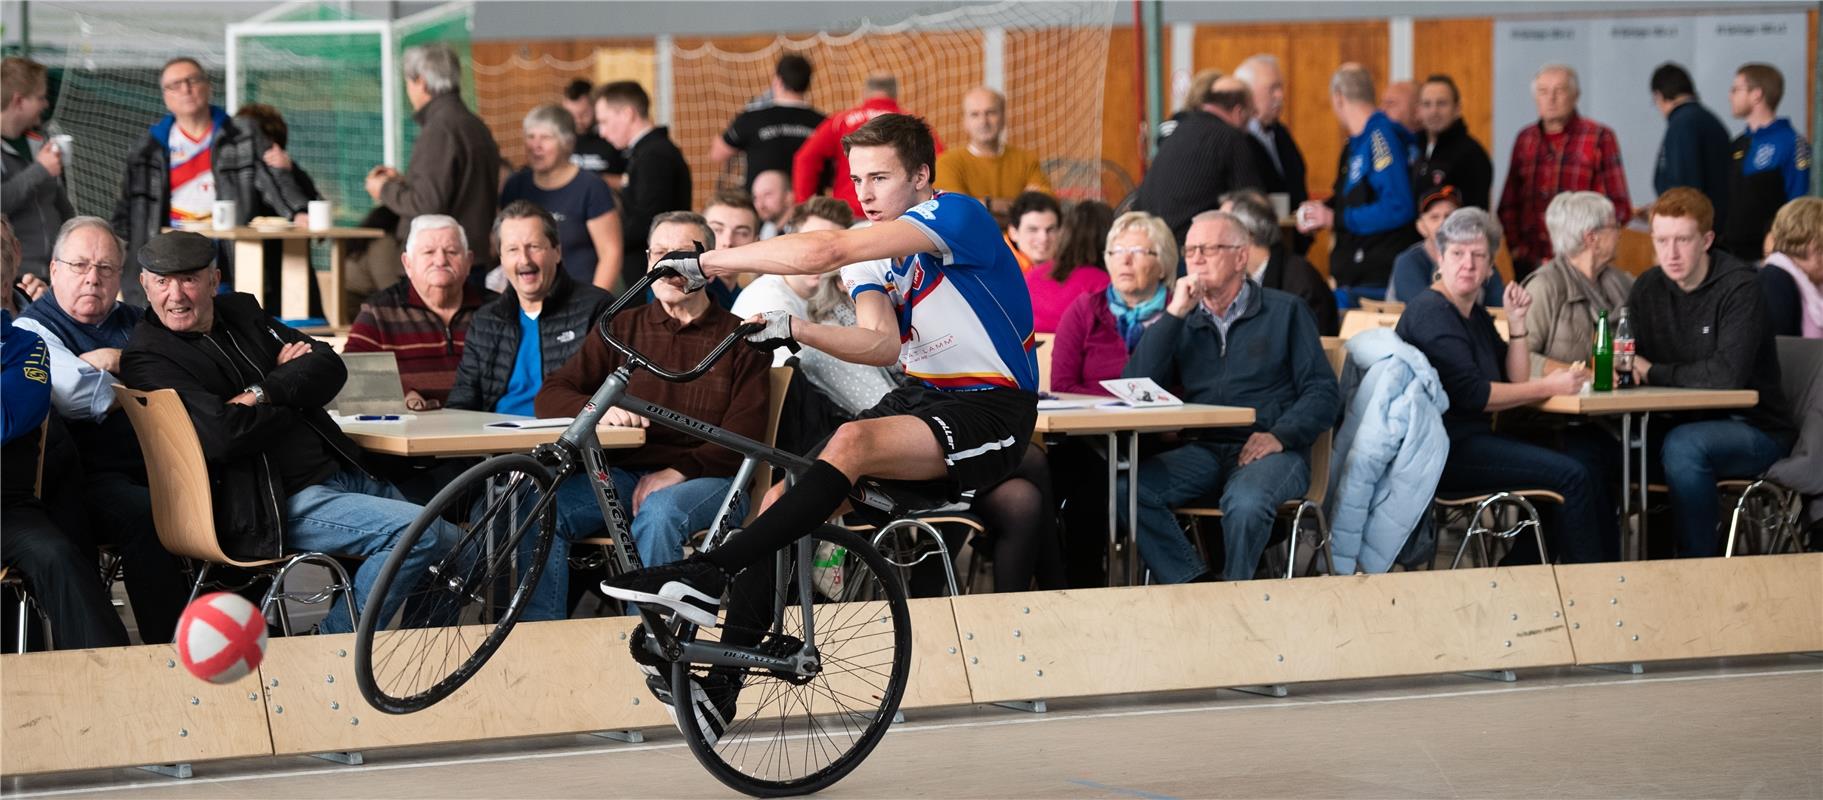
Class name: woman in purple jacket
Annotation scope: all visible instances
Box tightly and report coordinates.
[1050,211,1174,395]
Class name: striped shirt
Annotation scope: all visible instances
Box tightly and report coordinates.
[343,280,492,406]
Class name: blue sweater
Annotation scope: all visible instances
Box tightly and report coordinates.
[1122,281,1340,450]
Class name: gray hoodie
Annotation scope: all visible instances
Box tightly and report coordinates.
[0,135,74,279]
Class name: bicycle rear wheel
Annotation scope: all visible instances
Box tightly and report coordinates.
[673,525,912,797]
[354,453,558,714]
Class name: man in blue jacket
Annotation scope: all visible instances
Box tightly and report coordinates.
[1295,63,1418,306]
[1720,63,1812,259]
[1120,211,1341,582]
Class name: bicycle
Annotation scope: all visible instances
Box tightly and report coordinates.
[352,266,928,797]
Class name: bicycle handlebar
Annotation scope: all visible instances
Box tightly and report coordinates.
[595,262,780,384]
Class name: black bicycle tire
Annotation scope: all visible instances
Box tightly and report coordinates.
[354,452,557,714]
[673,524,913,797]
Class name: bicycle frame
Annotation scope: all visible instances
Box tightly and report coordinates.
[530,267,901,675]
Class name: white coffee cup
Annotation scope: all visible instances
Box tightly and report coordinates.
[49,134,73,165]
[307,200,333,232]
[212,200,237,231]
[1268,192,1291,219]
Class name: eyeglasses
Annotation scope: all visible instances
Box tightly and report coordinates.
[1183,243,1248,260]
[161,75,209,93]
[54,258,122,278]
[1105,246,1157,259]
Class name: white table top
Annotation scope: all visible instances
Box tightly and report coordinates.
[1034,394,1256,436]
[336,409,644,457]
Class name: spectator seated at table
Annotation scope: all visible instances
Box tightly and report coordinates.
[499,104,623,293]
[1051,211,1173,397]
[447,201,612,414]
[1395,208,1616,564]
[1518,191,1632,370]
[1117,211,1340,583]
[345,215,494,411]
[1625,188,1795,558]
[1388,186,1503,307]
[1758,196,1822,338]
[526,211,771,620]
[15,216,190,644]
[1220,190,1339,336]
[121,231,459,634]
[1015,192,1107,334]
[2,308,131,649]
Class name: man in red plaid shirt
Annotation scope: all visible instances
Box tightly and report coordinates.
[1498,64,1632,281]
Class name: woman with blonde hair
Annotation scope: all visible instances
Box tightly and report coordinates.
[1050,211,1175,395]
[1760,196,1823,338]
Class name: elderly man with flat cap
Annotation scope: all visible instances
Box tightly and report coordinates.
[122,231,459,634]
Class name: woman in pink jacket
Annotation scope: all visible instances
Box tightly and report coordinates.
[1050,210,1174,395]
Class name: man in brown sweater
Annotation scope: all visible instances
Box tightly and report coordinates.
[521,210,770,621]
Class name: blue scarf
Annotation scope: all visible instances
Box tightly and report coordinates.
[1108,285,1167,351]
[19,292,142,355]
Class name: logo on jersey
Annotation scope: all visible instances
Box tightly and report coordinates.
[1348,155,1365,184]
[908,199,939,221]
[1370,131,1394,172]
[1753,144,1777,170]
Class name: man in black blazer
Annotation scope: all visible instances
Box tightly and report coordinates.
[1235,54,1311,255]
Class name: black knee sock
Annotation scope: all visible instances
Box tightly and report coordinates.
[704,460,853,571]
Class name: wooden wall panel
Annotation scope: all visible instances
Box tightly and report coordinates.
[0,644,273,775]
[1558,554,1823,665]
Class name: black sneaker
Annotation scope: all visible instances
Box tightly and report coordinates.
[628,627,741,745]
[601,555,728,628]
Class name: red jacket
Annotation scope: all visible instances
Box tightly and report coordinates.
[1497,113,1632,265]
[791,96,943,214]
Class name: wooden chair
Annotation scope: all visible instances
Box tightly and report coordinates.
[112,386,357,634]
[1338,310,1401,340]
[1033,332,1054,395]
[1169,341,1345,580]
[1358,298,1405,315]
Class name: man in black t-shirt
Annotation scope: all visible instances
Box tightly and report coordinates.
[710,55,825,190]
[560,78,626,179]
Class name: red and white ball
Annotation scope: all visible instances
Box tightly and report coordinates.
[175,592,268,684]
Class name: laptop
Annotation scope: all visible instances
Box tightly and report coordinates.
[332,352,407,414]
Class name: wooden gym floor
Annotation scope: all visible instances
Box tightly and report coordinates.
[5,654,1818,799]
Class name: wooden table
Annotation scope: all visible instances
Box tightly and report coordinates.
[188,226,383,328]
[1534,386,1759,560]
[1038,396,1256,586]
[336,409,645,458]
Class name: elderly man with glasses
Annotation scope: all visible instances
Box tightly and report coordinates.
[1117,210,1340,583]
[110,56,314,303]
[15,216,191,643]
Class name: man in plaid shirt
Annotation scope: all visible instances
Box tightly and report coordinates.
[1498,64,1632,282]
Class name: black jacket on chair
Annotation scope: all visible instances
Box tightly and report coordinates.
[121,293,362,561]
[447,272,614,413]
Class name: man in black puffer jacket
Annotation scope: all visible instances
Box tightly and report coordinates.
[110,58,314,304]
[122,232,458,634]
[448,202,613,414]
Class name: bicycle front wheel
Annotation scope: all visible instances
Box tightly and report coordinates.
[673,524,913,797]
[354,453,558,714]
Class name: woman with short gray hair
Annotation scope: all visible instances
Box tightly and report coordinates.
[499,103,623,291]
[1395,206,1617,565]
[1520,190,1632,368]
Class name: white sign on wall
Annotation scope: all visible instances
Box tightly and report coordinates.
[1491,12,1809,210]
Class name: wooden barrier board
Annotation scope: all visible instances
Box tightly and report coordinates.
[261,619,669,756]
[0,644,273,775]
[1558,554,1823,665]
[951,567,1574,703]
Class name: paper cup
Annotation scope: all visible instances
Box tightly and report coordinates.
[1269,192,1290,219]
[49,134,73,165]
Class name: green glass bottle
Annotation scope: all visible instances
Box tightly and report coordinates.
[1592,309,1613,392]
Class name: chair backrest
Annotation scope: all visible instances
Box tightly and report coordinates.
[1339,310,1401,340]
[1033,332,1054,394]
[745,365,795,523]
[1306,338,1347,505]
[1358,298,1404,315]
[1775,336,1823,426]
[111,385,243,566]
